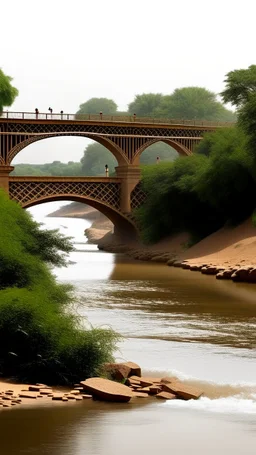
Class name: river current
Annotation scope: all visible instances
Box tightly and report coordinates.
[1,202,256,455]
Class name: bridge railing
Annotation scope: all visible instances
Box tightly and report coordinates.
[0,111,235,127]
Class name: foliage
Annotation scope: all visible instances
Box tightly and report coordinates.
[221,65,256,179]
[140,142,178,164]
[76,97,118,116]
[0,191,120,383]
[0,69,18,113]
[127,88,235,121]
[136,126,256,243]
[155,87,235,121]
[80,142,118,175]
[221,65,256,108]
[12,161,83,176]
[128,93,164,117]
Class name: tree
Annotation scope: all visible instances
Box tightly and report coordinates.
[0,69,18,113]
[221,65,256,108]
[128,93,164,117]
[76,97,118,115]
[156,87,235,121]
[80,142,117,176]
[221,65,256,178]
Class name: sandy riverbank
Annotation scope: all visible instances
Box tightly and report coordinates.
[48,204,256,283]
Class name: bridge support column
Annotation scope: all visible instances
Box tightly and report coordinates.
[0,166,14,195]
[115,165,141,213]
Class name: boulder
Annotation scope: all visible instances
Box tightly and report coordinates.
[162,382,203,400]
[80,378,133,402]
[201,266,218,275]
[247,268,256,283]
[190,265,202,271]
[104,361,141,381]
[232,267,254,282]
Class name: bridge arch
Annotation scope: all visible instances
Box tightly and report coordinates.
[8,133,129,167]
[21,195,137,239]
[132,138,192,164]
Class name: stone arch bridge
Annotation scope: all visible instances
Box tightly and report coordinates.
[0,112,230,236]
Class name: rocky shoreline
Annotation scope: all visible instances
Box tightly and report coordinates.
[97,234,256,284]
[0,361,202,411]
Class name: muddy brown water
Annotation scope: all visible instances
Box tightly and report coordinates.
[1,204,256,455]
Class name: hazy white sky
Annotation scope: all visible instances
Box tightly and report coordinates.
[2,0,255,164]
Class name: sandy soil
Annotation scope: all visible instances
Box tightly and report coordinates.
[48,203,256,279]
[179,219,256,268]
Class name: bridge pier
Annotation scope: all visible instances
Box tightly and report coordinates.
[0,166,14,194]
[115,165,141,213]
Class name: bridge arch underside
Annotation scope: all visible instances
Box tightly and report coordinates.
[8,134,128,166]
[132,138,195,164]
[22,195,137,238]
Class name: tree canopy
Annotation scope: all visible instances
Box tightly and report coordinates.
[128,93,164,117]
[0,69,18,113]
[76,97,118,115]
[127,88,235,121]
[156,87,235,121]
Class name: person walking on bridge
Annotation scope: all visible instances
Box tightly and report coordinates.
[105,164,109,177]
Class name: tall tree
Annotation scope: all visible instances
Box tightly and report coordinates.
[221,65,256,108]
[156,87,235,121]
[128,93,164,117]
[76,97,118,115]
[0,69,18,113]
[221,65,256,179]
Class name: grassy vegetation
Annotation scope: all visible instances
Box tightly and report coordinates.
[136,126,256,244]
[0,191,120,384]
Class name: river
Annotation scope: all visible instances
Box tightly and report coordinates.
[1,202,256,455]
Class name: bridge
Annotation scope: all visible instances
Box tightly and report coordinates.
[0,111,231,236]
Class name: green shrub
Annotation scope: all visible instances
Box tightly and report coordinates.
[0,192,120,384]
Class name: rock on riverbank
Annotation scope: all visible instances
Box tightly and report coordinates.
[0,361,203,411]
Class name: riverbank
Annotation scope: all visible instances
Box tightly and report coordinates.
[48,204,256,283]
[97,218,256,283]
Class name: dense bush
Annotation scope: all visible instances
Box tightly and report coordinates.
[136,127,256,243]
[0,191,120,384]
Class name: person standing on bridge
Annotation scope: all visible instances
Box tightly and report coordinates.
[48,107,53,118]
[35,108,39,119]
[105,164,109,177]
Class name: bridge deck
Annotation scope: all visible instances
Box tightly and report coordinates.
[0,111,234,129]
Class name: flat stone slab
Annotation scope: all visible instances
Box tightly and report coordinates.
[19,392,40,399]
[162,382,203,400]
[80,378,133,402]
[156,391,176,400]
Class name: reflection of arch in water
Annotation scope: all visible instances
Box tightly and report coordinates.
[132,138,193,164]
[21,195,137,238]
[8,134,128,167]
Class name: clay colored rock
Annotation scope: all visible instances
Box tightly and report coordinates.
[156,391,176,400]
[162,382,203,400]
[80,378,133,402]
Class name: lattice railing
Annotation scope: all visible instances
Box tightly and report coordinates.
[9,181,121,208]
[0,111,235,127]
[131,183,146,209]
